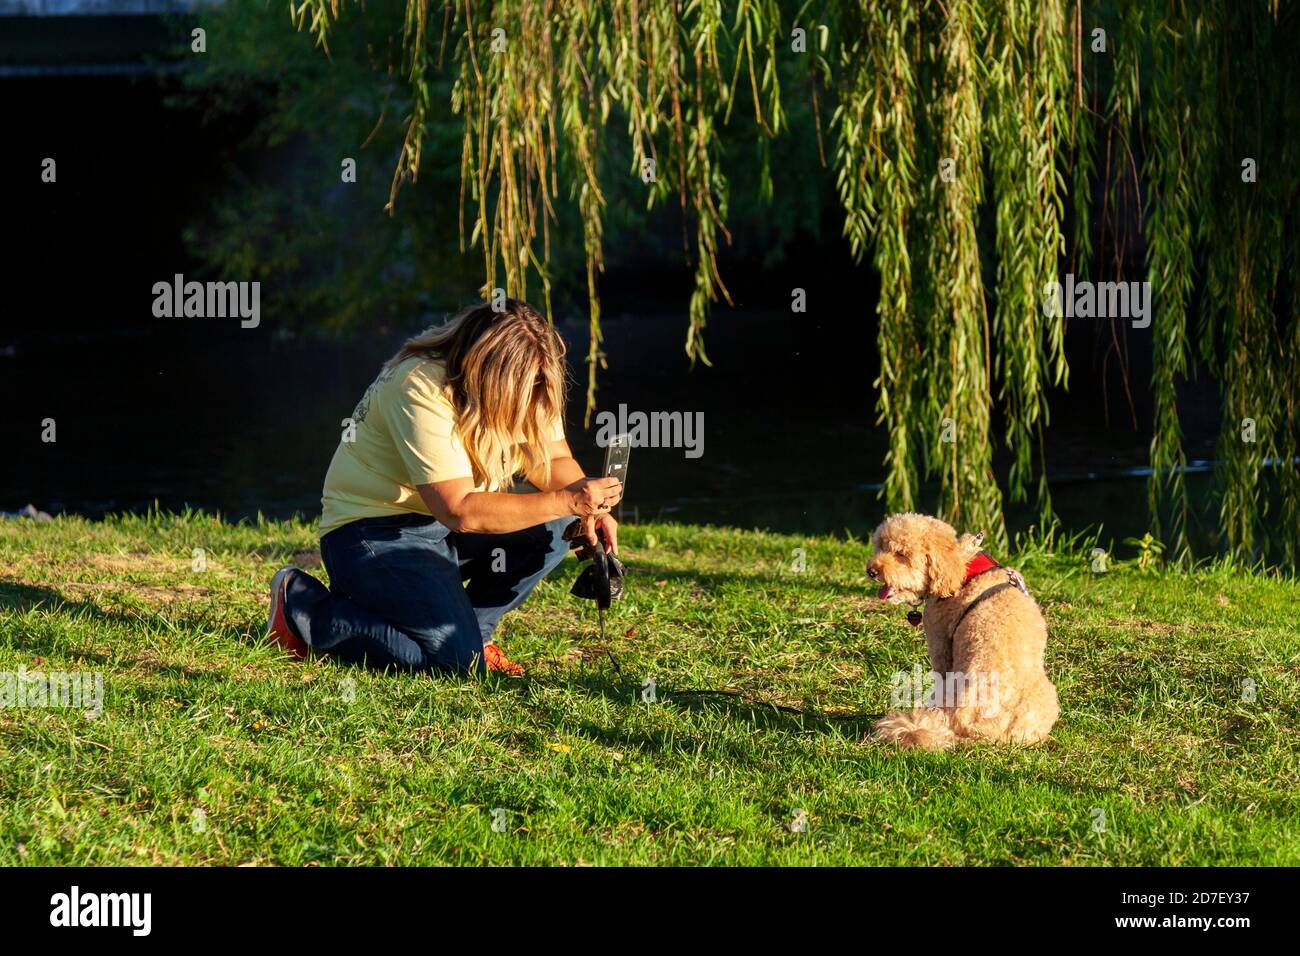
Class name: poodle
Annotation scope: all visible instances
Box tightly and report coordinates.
[866,512,1058,750]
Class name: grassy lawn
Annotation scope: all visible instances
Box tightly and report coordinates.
[0,511,1296,866]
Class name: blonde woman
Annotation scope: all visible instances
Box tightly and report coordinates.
[266,299,622,676]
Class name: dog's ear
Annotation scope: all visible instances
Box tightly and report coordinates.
[955,530,984,560]
[926,533,966,598]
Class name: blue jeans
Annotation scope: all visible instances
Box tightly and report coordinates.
[283,513,571,673]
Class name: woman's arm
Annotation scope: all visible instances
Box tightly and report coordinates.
[526,438,585,491]
[417,457,621,536]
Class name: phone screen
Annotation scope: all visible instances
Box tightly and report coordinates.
[603,434,631,492]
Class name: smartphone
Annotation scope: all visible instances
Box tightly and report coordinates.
[603,433,631,493]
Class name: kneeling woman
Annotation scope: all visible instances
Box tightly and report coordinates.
[266,299,622,676]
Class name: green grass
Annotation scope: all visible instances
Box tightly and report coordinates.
[0,511,1296,865]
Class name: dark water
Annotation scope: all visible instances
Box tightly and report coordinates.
[0,308,1232,557]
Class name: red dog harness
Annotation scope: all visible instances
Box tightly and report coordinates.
[960,552,1002,581]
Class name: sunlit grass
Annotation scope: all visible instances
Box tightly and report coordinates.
[0,511,1296,865]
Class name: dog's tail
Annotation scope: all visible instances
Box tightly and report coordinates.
[874,708,959,751]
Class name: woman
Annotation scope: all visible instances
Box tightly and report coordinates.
[265,298,622,676]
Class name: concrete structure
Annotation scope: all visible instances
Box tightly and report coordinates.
[0,0,224,75]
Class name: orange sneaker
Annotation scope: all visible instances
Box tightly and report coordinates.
[266,568,310,660]
[483,643,524,677]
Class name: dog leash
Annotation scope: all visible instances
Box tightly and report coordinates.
[595,607,624,679]
[568,522,881,721]
[591,625,882,721]
[584,617,879,720]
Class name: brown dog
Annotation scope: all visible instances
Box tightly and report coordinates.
[866,513,1059,750]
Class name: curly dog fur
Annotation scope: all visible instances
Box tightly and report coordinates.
[867,513,1059,750]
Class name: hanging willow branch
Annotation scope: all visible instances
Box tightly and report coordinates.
[1145,0,1198,560]
[833,2,920,520]
[292,0,1300,567]
[922,0,1002,541]
[987,0,1069,520]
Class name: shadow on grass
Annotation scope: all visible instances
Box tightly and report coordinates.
[0,579,260,681]
[1,577,885,741]
[0,579,159,631]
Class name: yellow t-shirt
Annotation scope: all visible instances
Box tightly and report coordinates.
[320,356,564,534]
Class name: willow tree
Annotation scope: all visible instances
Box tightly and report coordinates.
[291,0,1300,566]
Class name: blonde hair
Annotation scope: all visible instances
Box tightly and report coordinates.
[385,299,567,491]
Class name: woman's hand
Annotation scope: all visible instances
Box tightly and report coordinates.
[564,476,623,517]
[580,513,619,556]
